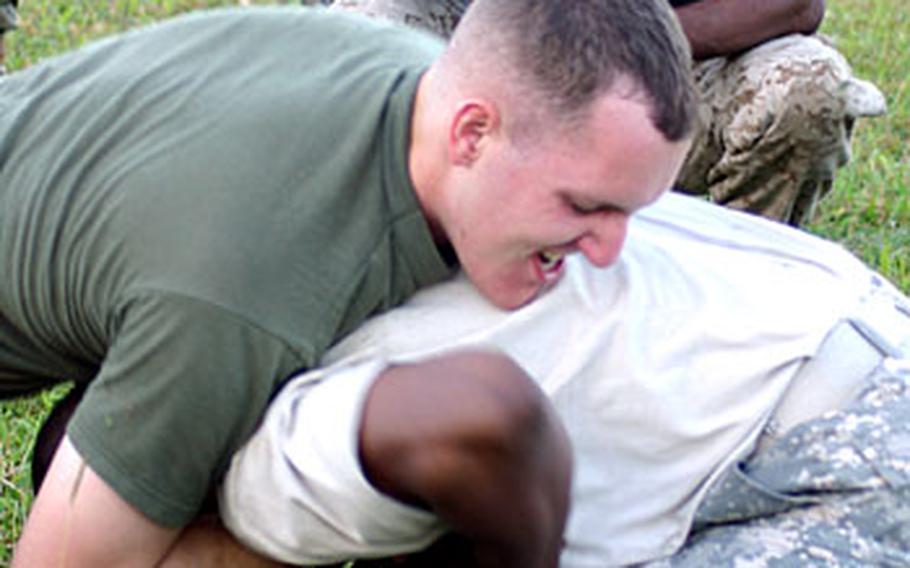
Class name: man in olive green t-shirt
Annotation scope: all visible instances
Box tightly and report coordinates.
[7,1,696,566]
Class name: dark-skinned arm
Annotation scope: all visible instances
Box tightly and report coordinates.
[360,351,573,568]
[674,0,826,59]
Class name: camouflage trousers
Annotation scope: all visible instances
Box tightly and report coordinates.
[329,0,468,36]
[324,0,887,226]
[644,365,910,567]
[678,35,887,226]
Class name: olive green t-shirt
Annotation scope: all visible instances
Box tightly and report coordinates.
[0,7,451,526]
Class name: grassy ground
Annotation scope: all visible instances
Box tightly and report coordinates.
[0,0,908,564]
[807,0,910,288]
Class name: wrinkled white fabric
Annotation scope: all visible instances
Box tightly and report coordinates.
[223,193,888,566]
[220,357,447,564]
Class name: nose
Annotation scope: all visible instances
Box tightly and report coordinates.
[576,213,628,268]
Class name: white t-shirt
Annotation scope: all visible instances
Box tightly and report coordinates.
[223,193,883,566]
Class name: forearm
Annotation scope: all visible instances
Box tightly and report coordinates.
[15,435,281,568]
[675,0,825,59]
[13,437,180,568]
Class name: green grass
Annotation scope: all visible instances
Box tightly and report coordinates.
[0,0,908,565]
[0,385,68,562]
[809,0,910,289]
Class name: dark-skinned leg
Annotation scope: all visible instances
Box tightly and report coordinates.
[359,350,573,568]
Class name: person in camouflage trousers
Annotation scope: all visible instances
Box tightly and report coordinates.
[647,357,910,567]
[308,3,907,565]
[676,33,887,226]
[0,0,17,74]
[327,0,887,226]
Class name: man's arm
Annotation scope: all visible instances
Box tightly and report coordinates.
[13,436,179,567]
[674,0,826,59]
[360,351,573,568]
[13,436,282,568]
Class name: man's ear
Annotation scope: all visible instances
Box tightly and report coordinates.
[448,100,499,166]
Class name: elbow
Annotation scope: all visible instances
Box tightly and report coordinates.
[794,0,826,34]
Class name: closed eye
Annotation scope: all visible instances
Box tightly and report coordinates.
[559,189,627,216]
[566,196,617,216]
[569,201,593,215]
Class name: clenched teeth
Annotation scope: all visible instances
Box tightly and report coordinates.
[538,250,564,273]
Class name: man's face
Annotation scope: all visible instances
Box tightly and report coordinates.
[436,91,691,310]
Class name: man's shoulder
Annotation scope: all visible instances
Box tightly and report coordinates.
[169,6,444,65]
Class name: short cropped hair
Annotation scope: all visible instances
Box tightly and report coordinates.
[449,0,697,142]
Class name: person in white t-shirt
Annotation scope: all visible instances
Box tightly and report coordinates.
[221,192,910,567]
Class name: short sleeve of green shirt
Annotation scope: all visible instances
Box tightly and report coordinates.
[68,292,305,526]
